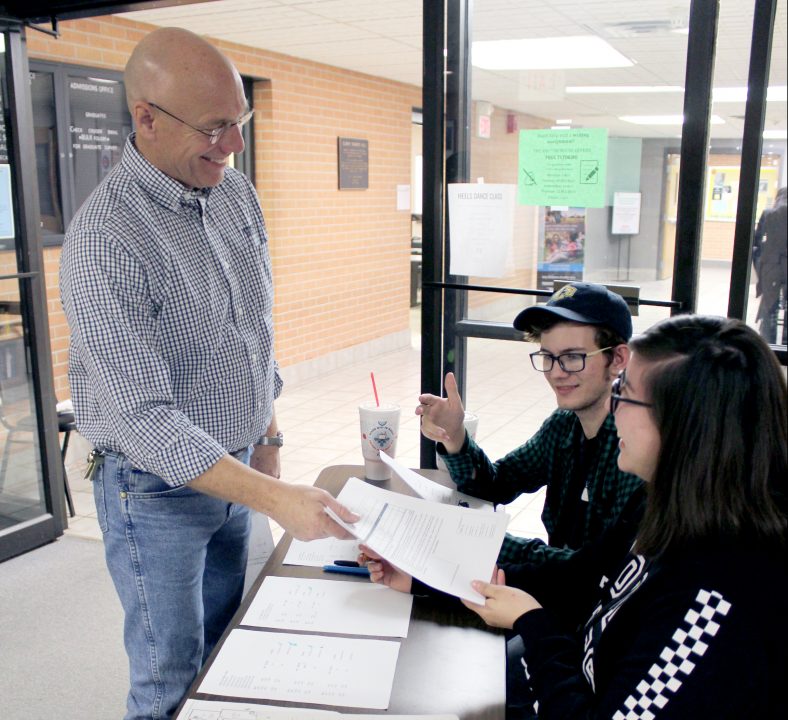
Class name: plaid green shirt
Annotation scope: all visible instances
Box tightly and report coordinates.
[440,409,643,566]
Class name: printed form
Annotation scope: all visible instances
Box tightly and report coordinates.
[241,576,413,637]
[198,629,400,709]
[327,477,508,603]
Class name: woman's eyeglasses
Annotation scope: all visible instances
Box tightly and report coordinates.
[610,371,653,413]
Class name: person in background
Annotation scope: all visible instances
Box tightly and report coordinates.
[417,282,644,568]
[463,315,787,718]
[60,28,356,720]
[752,186,787,345]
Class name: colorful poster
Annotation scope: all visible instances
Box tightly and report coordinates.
[518,128,608,208]
[536,206,586,292]
[705,166,739,222]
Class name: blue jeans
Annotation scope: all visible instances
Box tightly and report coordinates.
[94,450,251,720]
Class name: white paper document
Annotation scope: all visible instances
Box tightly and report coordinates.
[177,699,337,719]
[447,183,515,277]
[177,699,458,720]
[283,537,360,568]
[326,477,508,603]
[241,576,413,637]
[243,512,276,598]
[199,629,400,709]
[380,452,494,511]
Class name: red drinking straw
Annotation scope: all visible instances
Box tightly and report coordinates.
[370,372,380,407]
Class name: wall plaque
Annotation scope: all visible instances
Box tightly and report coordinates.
[338,137,368,190]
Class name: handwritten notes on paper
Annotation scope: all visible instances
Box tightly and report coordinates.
[177,698,459,720]
[241,576,413,637]
[326,477,508,603]
[283,537,360,568]
[198,629,400,709]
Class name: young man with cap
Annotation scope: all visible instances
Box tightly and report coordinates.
[418,282,644,567]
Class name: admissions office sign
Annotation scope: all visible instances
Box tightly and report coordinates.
[67,75,132,212]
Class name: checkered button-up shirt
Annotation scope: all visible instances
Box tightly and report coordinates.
[440,409,643,565]
[60,135,282,486]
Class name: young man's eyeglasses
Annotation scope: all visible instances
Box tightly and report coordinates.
[148,102,254,144]
[610,371,654,413]
[530,346,612,373]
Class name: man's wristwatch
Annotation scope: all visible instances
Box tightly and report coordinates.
[255,431,284,448]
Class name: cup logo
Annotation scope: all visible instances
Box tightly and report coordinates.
[364,420,395,453]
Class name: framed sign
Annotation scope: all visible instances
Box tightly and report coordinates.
[338,137,368,190]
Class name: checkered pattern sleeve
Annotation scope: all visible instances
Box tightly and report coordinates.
[439,411,568,505]
[60,136,281,486]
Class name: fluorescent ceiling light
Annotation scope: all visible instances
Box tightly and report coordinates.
[620,114,725,125]
[763,129,787,140]
[550,125,571,130]
[555,118,572,124]
[566,85,683,94]
[472,36,632,70]
[713,86,787,102]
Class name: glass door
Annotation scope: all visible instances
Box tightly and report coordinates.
[420,0,785,466]
[0,28,66,562]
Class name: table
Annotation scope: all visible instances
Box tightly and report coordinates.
[178,464,505,718]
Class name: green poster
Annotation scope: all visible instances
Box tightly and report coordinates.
[518,128,609,208]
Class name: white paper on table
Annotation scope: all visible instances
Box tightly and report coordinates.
[241,576,413,637]
[199,629,400,709]
[176,702,457,720]
[325,478,508,603]
[447,183,515,277]
[380,452,494,511]
[243,512,275,599]
[283,537,360,567]
[350,716,459,720]
[177,698,338,719]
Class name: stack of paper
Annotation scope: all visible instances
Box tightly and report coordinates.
[326,476,508,603]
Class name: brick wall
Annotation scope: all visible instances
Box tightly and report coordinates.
[27,15,420,398]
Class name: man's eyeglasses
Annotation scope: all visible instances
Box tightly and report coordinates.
[148,102,254,144]
[529,346,612,373]
[610,372,653,413]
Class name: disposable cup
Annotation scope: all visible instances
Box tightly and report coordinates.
[359,402,400,481]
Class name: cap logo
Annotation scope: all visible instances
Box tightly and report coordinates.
[552,285,577,301]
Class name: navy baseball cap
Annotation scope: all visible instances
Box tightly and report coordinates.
[513,282,633,341]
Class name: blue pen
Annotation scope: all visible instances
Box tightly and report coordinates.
[322,564,370,577]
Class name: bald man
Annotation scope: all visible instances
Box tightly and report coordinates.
[60,28,356,719]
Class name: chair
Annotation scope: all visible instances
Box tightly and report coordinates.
[57,409,77,518]
[0,386,76,518]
